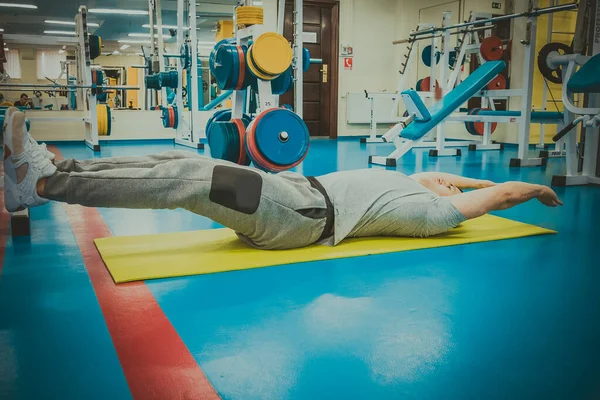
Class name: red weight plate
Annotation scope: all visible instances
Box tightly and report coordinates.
[487,74,507,90]
[168,107,175,128]
[473,108,497,135]
[420,77,439,92]
[235,45,246,90]
[480,36,504,61]
[231,118,248,165]
[466,108,479,136]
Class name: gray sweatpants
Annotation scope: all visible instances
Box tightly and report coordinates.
[44,151,330,250]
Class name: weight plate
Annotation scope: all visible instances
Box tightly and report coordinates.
[247,46,278,80]
[208,121,240,163]
[465,108,479,136]
[231,118,252,165]
[214,44,238,90]
[473,108,497,136]
[487,74,507,90]
[145,74,161,90]
[161,107,170,128]
[271,67,293,95]
[106,105,112,136]
[416,79,424,91]
[449,51,457,68]
[251,108,309,167]
[251,32,293,76]
[172,106,179,129]
[537,42,572,84]
[419,77,438,92]
[206,108,231,138]
[303,48,311,73]
[421,45,440,67]
[180,43,191,69]
[210,39,236,88]
[480,36,504,61]
[206,109,252,139]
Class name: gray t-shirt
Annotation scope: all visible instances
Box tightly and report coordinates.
[317,169,467,245]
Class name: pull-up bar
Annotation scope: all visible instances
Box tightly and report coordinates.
[400,2,577,40]
[393,25,493,45]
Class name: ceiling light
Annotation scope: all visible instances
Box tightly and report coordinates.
[0,3,37,9]
[58,49,65,54]
[117,39,151,44]
[0,29,4,32]
[142,24,190,31]
[45,20,101,28]
[89,8,148,15]
[120,44,131,50]
[61,45,67,50]
[44,30,77,36]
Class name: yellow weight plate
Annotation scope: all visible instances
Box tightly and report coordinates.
[252,32,293,76]
[237,12,263,17]
[247,46,276,81]
[236,6,263,13]
[97,104,108,136]
[100,105,106,136]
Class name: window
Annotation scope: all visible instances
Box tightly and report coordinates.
[3,50,21,79]
[36,50,66,80]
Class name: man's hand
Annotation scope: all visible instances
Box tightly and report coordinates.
[537,186,563,207]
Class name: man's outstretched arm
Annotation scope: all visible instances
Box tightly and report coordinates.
[410,172,495,189]
[449,181,563,219]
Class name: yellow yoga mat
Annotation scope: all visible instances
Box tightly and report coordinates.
[95,215,555,283]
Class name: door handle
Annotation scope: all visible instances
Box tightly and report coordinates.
[321,64,328,83]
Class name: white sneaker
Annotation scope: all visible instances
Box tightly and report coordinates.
[3,107,55,161]
[3,111,57,212]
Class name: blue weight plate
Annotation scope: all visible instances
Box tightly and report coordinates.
[231,45,240,91]
[210,38,236,75]
[208,121,240,163]
[421,45,440,67]
[214,44,237,90]
[161,107,170,128]
[275,67,293,95]
[206,108,231,138]
[254,109,309,166]
[303,48,310,73]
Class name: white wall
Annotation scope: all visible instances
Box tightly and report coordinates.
[334,0,509,138]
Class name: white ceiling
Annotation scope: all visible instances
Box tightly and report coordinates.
[0,0,238,53]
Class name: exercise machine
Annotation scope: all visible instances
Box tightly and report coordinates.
[370,1,578,167]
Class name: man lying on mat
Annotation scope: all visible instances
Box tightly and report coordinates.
[3,108,562,250]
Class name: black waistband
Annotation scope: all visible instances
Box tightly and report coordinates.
[307,177,335,242]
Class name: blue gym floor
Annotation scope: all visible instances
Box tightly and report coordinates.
[1,139,600,400]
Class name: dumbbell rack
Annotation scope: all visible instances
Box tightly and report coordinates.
[230,25,277,121]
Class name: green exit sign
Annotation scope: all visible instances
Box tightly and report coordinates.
[492,2,502,9]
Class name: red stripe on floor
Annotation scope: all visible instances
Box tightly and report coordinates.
[49,145,220,400]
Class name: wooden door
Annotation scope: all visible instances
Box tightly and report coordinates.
[280,0,339,138]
